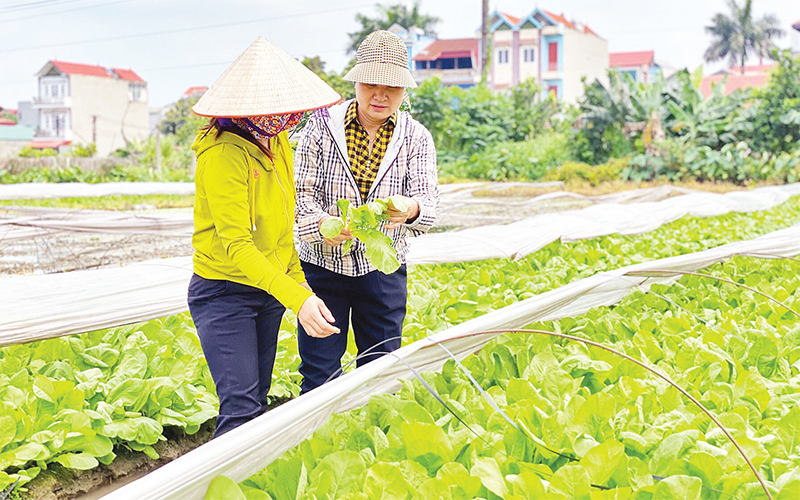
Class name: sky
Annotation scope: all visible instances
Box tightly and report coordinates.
[1,0,800,109]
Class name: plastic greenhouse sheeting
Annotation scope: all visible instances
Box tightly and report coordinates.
[409,183,800,263]
[0,257,193,347]
[0,206,192,242]
[100,222,800,500]
[0,182,195,200]
[2,184,799,347]
[0,184,685,242]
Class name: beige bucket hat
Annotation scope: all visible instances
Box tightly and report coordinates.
[343,30,417,88]
[193,37,341,117]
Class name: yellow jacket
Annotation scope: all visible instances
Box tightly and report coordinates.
[191,129,312,314]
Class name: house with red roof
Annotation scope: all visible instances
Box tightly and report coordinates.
[183,86,209,99]
[28,60,149,155]
[609,50,665,83]
[489,9,607,102]
[699,63,778,97]
[412,8,608,102]
[412,38,481,87]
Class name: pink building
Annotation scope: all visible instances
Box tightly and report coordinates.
[609,51,660,83]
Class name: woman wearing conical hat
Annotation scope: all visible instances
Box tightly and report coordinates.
[188,37,340,438]
[294,30,439,394]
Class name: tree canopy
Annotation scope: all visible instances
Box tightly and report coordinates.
[704,0,783,73]
[347,1,440,53]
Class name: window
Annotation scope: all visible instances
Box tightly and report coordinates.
[548,42,558,71]
[498,49,509,64]
[43,111,67,134]
[440,58,455,70]
[523,48,536,63]
[415,60,427,70]
[456,57,472,69]
[129,83,146,102]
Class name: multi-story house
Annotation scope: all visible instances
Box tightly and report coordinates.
[487,9,608,102]
[411,9,608,102]
[412,38,481,87]
[29,61,149,155]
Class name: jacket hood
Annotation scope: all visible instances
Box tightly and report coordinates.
[192,128,272,169]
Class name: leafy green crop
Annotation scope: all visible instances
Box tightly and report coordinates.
[320,196,410,275]
[3,195,799,494]
[229,255,800,500]
[0,315,217,492]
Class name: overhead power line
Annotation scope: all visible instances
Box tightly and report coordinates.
[0,4,371,54]
[0,0,84,14]
[0,0,135,24]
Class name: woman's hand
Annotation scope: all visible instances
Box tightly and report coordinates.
[298,295,340,338]
[385,195,419,229]
[320,217,354,246]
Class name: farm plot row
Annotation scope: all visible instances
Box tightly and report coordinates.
[1,196,799,495]
[228,255,800,500]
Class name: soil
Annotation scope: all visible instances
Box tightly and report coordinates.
[16,422,214,500]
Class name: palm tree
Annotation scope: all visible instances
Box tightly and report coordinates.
[347,1,440,54]
[704,0,784,74]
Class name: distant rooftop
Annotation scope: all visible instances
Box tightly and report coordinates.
[492,8,600,38]
[610,51,655,68]
[413,38,478,61]
[701,73,771,97]
[0,125,35,141]
[39,61,145,82]
[183,86,209,97]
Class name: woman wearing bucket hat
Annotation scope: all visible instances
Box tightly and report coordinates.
[188,37,342,437]
[294,30,439,393]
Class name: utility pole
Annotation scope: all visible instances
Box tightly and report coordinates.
[155,129,162,173]
[481,0,489,85]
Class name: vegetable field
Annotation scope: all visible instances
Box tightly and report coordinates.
[235,255,800,500]
[1,192,799,499]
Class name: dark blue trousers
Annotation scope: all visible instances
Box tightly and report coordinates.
[187,274,285,438]
[298,261,407,394]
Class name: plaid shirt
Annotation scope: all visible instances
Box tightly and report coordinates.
[345,101,396,201]
[295,99,439,277]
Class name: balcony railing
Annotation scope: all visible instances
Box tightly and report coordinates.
[413,68,479,83]
[34,129,68,139]
[32,96,71,108]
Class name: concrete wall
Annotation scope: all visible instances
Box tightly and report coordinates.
[562,30,608,104]
[518,26,540,83]
[491,29,514,87]
[0,140,28,159]
[69,74,150,156]
[17,101,38,128]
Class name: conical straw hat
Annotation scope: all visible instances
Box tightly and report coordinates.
[193,37,341,117]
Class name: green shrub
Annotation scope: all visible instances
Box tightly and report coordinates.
[18,146,58,158]
[0,165,102,184]
[69,143,97,157]
[439,132,572,181]
[622,140,800,184]
[543,157,627,186]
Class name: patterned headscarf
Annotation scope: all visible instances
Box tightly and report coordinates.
[218,113,304,140]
